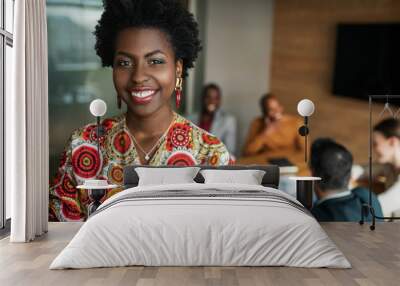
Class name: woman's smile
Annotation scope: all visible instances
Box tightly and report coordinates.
[129,88,159,105]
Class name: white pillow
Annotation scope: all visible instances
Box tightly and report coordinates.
[135,167,201,186]
[200,169,266,185]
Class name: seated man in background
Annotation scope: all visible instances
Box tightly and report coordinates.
[240,94,305,169]
[188,83,237,156]
[310,138,382,222]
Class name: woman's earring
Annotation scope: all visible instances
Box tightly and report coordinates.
[117,96,122,109]
[175,77,183,109]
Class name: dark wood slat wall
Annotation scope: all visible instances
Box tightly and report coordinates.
[270,0,400,163]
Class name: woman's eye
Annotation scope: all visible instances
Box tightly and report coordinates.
[149,59,165,65]
[117,59,132,67]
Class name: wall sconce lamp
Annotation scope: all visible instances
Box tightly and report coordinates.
[89,99,107,162]
[297,99,315,163]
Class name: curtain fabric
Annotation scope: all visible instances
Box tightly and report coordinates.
[7,0,49,242]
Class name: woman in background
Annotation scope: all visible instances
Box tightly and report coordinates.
[373,118,400,217]
[188,83,237,156]
[49,0,231,222]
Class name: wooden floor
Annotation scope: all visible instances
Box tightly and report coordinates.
[0,222,399,286]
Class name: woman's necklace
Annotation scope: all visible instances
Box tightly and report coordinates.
[130,113,176,162]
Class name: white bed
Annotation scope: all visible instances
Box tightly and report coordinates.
[50,183,351,269]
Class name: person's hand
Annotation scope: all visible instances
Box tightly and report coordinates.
[262,117,278,136]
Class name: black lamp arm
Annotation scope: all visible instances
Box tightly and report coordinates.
[96,116,101,179]
[298,116,309,162]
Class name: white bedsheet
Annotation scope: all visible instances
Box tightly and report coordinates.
[50,183,351,269]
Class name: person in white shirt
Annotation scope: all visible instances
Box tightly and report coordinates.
[188,83,237,156]
[373,118,400,217]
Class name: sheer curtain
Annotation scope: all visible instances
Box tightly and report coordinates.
[7,0,48,242]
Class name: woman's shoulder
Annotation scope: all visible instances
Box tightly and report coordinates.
[176,114,225,147]
[174,114,232,163]
[69,114,125,143]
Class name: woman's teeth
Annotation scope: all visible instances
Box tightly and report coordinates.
[131,90,155,98]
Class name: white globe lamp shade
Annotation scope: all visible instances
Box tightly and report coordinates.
[90,99,107,117]
[297,99,315,117]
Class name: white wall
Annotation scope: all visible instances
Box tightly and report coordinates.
[203,0,274,154]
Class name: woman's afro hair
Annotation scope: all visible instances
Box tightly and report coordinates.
[94,0,201,77]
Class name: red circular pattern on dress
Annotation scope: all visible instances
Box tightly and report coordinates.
[209,154,219,166]
[113,131,132,155]
[72,145,101,179]
[82,125,108,144]
[102,118,116,131]
[109,165,123,184]
[55,174,77,199]
[166,152,196,166]
[167,123,192,151]
[61,199,82,221]
[82,125,98,141]
[202,133,221,145]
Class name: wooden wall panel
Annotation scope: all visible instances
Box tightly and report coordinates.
[270,0,400,162]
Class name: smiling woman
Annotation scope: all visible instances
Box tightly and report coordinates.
[112,28,179,129]
[49,0,233,222]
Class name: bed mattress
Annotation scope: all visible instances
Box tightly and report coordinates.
[50,183,351,269]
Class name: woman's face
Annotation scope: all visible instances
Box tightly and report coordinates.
[113,27,182,117]
[204,88,221,113]
[373,131,395,164]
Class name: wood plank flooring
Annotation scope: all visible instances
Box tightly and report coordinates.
[0,222,399,286]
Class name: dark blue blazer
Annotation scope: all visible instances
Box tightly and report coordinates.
[311,187,383,222]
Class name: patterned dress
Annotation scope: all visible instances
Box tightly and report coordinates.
[49,113,232,221]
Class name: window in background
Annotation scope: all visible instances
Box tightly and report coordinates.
[1,0,14,232]
[4,44,11,221]
[5,0,12,33]
[47,0,118,179]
